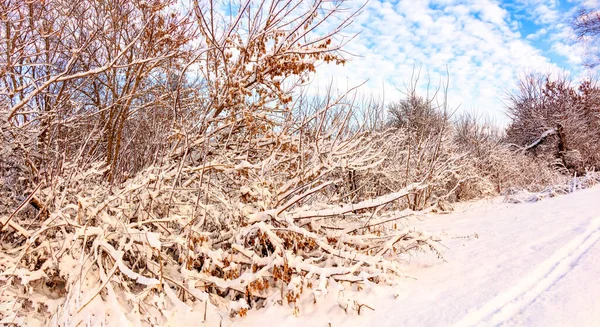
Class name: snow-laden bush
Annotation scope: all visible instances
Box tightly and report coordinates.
[0,81,587,327]
[504,171,600,203]
[0,107,446,325]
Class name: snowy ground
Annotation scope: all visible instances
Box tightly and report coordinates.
[233,185,600,327]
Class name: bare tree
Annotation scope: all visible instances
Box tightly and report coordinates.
[573,7,600,66]
[506,73,600,173]
[1,0,195,187]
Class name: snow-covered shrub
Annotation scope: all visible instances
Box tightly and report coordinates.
[0,90,446,325]
[504,170,600,203]
[374,98,567,210]
[0,1,448,324]
[378,127,470,210]
[450,112,565,199]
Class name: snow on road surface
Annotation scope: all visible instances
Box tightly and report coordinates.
[235,185,600,327]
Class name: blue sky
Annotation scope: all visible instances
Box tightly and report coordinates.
[314,0,600,123]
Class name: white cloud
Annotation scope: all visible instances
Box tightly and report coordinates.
[310,0,586,123]
[572,0,600,9]
[526,27,548,39]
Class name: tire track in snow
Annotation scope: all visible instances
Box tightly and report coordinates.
[453,217,600,327]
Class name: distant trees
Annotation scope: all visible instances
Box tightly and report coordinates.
[506,74,600,173]
[385,78,467,209]
[497,7,600,173]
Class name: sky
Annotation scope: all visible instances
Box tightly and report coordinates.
[312,0,600,124]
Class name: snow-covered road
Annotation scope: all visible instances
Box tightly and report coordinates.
[404,185,600,327]
[237,185,600,327]
[504,236,600,327]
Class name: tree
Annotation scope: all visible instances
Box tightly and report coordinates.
[573,8,600,67]
[506,73,600,173]
[1,0,194,183]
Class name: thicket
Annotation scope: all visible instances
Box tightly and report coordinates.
[0,0,598,325]
[506,74,600,174]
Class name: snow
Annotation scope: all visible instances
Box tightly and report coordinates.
[233,184,600,326]
[524,128,556,151]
